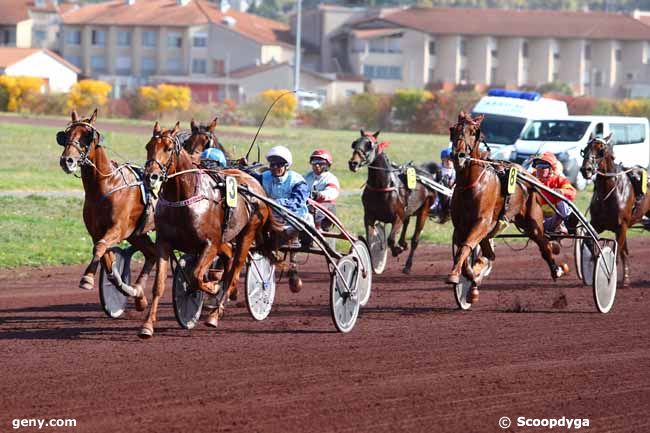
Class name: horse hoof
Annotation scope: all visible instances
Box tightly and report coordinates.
[134,296,148,312]
[469,288,480,304]
[446,274,460,285]
[137,326,154,339]
[229,290,238,301]
[402,267,411,275]
[205,316,219,328]
[79,275,94,291]
[289,275,303,293]
[549,241,561,255]
[555,263,570,278]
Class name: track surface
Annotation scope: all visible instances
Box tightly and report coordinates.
[1,240,650,433]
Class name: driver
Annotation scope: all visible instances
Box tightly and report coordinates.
[199,148,227,170]
[304,149,340,231]
[532,152,576,234]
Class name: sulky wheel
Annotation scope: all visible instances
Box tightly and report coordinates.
[172,254,204,330]
[366,222,388,274]
[350,237,372,307]
[580,238,595,287]
[452,243,476,311]
[330,254,360,333]
[593,245,617,313]
[99,247,131,319]
[245,252,276,321]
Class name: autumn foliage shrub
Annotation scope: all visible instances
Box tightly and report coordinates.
[67,79,112,114]
[0,76,44,112]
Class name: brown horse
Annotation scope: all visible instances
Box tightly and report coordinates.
[580,134,650,286]
[183,117,230,163]
[447,112,569,302]
[348,130,436,274]
[140,122,280,338]
[58,109,155,309]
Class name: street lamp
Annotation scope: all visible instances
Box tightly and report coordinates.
[294,0,302,92]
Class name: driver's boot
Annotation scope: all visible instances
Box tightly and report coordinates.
[288,264,302,293]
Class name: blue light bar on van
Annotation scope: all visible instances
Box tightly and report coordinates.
[487,89,541,101]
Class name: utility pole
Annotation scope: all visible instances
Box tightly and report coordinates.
[294,0,302,92]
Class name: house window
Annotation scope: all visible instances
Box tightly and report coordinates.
[167,32,182,48]
[429,68,434,82]
[352,39,365,53]
[116,57,132,75]
[584,43,591,61]
[192,58,207,74]
[460,68,469,83]
[491,49,498,58]
[66,29,81,45]
[429,41,436,55]
[91,29,106,46]
[522,41,529,58]
[594,70,603,87]
[368,38,384,53]
[362,64,402,80]
[214,59,225,76]
[460,39,467,57]
[553,72,559,81]
[553,48,560,60]
[193,34,207,47]
[90,55,105,72]
[490,67,497,84]
[615,49,622,62]
[34,30,46,43]
[166,58,182,73]
[142,31,156,48]
[387,37,401,53]
[117,30,131,47]
[142,56,156,75]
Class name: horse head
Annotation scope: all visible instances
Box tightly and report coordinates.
[348,129,382,172]
[449,112,484,170]
[144,121,182,191]
[580,132,614,179]
[184,117,226,163]
[58,108,102,174]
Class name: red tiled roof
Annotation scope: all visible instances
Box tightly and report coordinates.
[62,0,293,46]
[364,7,650,40]
[0,47,80,73]
[0,0,62,25]
[352,28,402,39]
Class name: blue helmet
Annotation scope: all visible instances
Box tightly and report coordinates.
[440,147,452,160]
[200,148,227,168]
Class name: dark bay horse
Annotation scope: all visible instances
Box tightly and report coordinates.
[183,117,230,163]
[348,130,436,274]
[580,134,650,286]
[140,122,281,338]
[58,109,155,310]
[448,112,569,302]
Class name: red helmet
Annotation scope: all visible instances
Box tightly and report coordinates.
[310,149,333,165]
[532,151,559,170]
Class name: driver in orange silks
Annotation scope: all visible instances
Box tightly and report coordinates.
[532,152,576,234]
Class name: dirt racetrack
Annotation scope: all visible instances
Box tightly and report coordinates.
[1,239,650,433]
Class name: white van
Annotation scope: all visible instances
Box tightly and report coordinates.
[513,116,650,188]
[471,89,569,159]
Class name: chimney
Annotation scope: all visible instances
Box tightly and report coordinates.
[222,15,236,27]
[177,0,191,5]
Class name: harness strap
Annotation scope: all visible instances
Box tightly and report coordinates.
[158,194,207,208]
[364,185,397,192]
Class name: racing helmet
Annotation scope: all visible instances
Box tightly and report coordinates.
[532,151,558,170]
[310,149,333,165]
[200,148,227,168]
[266,145,293,167]
[440,147,452,160]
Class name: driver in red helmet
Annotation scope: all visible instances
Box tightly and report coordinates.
[304,149,340,231]
[532,151,576,234]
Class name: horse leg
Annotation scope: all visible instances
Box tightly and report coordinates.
[79,231,121,290]
[138,241,171,339]
[206,230,257,327]
[194,240,221,296]
[403,208,428,274]
[388,217,405,257]
[288,250,302,293]
[527,211,568,280]
[447,221,493,287]
[398,217,409,251]
[615,225,630,287]
[125,234,156,311]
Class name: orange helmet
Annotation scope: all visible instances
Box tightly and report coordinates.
[310,149,333,165]
[532,151,558,170]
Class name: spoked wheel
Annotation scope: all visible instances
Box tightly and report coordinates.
[350,237,372,307]
[172,254,204,330]
[593,245,617,313]
[580,238,595,287]
[330,254,360,333]
[366,222,388,274]
[245,252,276,321]
[99,247,131,319]
[574,227,585,282]
[451,243,492,310]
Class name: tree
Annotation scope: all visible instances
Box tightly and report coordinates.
[252,89,297,126]
[392,88,433,130]
[67,79,112,114]
[0,76,44,112]
[137,84,191,118]
[537,81,574,96]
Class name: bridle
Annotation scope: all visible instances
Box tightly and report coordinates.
[57,121,102,167]
[144,132,183,184]
[186,127,216,154]
[351,134,389,169]
[581,138,608,175]
[451,120,482,163]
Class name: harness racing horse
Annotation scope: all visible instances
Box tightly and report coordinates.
[183,117,230,163]
[58,109,155,310]
[348,130,436,274]
[580,134,650,286]
[141,122,281,338]
[447,112,569,303]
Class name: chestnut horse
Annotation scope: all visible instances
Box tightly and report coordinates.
[447,113,569,302]
[58,109,155,310]
[580,134,650,286]
[348,130,436,274]
[140,122,281,338]
[183,117,230,163]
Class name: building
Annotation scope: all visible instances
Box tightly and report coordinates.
[300,6,650,98]
[0,0,76,51]
[0,47,79,92]
[60,0,295,99]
